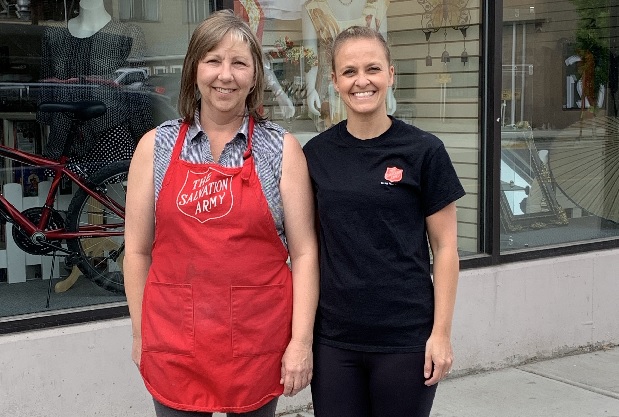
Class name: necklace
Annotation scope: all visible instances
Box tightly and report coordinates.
[337,0,353,5]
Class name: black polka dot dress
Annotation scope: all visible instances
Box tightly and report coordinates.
[36,19,153,176]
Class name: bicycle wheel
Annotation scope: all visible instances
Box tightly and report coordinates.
[66,160,130,294]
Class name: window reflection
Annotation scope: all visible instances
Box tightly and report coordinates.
[0,0,483,320]
[500,1,619,251]
[119,0,160,22]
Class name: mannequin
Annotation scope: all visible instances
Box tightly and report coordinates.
[302,0,396,131]
[264,55,295,120]
[235,0,296,119]
[38,0,152,164]
[67,0,111,38]
[37,0,152,292]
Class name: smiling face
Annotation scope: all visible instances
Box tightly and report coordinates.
[332,37,394,120]
[196,32,256,119]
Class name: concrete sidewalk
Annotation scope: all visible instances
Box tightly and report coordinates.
[279,346,619,417]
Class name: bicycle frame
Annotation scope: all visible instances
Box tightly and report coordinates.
[0,143,125,243]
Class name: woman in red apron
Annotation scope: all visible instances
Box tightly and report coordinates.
[124,11,318,416]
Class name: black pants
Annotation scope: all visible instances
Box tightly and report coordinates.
[311,343,438,417]
[153,397,277,417]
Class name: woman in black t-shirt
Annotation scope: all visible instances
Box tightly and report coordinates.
[303,26,465,417]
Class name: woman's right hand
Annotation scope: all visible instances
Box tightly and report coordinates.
[132,335,142,369]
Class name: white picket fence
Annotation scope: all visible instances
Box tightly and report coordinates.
[0,180,74,283]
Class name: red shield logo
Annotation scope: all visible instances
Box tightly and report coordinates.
[384,166,403,183]
[176,168,234,223]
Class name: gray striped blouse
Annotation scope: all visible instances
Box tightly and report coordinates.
[153,113,287,247]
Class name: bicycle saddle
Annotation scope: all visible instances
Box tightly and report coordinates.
[38,100,107,121]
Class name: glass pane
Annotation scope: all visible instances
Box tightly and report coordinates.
[0,0,483,321]
[0,0,200,319]
[257,0,483,257]
[500,1,619,252]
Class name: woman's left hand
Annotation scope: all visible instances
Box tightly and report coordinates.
[280,339,313,396]
[424,333,454,386]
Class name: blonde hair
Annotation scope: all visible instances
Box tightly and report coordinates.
[178,10,265,123]
[331,26,392,72]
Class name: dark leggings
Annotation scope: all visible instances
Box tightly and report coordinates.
[153,398,278,417]
[311,343,438,417]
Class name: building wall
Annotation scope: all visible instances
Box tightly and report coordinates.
[2,248,618,416]
[453,248,619,372]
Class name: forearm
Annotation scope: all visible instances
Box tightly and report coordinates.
[280,250,318,396]
[280,133,319,344]
[289,252,319,345]
[430,248,459,337]
[123,253,151,339]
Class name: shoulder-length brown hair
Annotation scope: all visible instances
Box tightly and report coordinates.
[178,10,265,123]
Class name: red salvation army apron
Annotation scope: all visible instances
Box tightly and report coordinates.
[140,118,293,413]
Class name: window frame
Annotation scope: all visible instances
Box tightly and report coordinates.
[468,0,619,270]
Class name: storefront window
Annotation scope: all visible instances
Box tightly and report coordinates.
[500,1,619,252]
[255,0,483,257]
[0,0,482,323]
[0,0,186,320]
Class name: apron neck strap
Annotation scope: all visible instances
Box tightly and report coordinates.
[171,121,191,162]
[241,117,255,181]
[243,116,255,160]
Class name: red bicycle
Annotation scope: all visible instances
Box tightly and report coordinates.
[0,100,129,293]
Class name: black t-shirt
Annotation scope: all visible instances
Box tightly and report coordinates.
[303,117,466,353]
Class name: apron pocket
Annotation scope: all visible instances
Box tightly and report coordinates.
[231,284,291,357]
[142,282,195,356]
